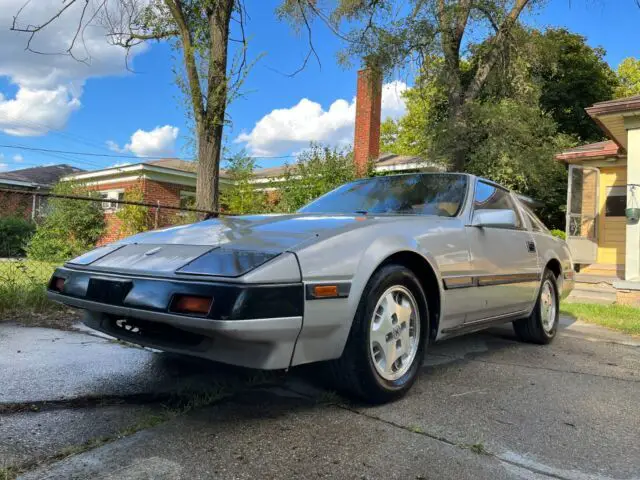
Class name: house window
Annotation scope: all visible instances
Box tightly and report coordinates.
[179,191,196,210]
[100,190,124,211]
[605,186,627,217]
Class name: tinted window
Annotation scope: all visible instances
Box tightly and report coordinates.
[473,181,521,228]
[299,174,468,217]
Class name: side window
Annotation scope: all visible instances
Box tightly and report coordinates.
[473,181,522,228]
[522,205,549,233]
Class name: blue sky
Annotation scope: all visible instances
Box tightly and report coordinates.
[0,0,639,174]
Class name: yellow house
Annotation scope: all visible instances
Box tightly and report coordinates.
[557,95,640,305]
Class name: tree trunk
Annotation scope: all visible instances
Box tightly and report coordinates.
[447,92,468,172]
[193,0,234,212]
[197,127,223,212]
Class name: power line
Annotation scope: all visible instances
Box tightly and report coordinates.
[0,143,297,161]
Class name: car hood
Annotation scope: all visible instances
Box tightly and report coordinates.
[115,213,376,252]
[67,213,456,276]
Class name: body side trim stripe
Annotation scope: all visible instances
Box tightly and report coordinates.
[443,273,541,290]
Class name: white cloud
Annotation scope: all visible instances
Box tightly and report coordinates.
[0,87,81,136]
[106,140,126,153]
[0,0,146,136]
[0,163,8,172]
[12,154,23,162]
[236,81,408,156]
[107,125,179,158]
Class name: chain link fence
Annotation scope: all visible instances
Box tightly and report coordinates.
[0,188,224,317]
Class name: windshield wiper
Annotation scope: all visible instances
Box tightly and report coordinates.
[354,210,368,215]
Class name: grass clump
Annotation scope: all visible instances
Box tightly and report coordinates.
[0,260,58,315]
[561,303,640,336]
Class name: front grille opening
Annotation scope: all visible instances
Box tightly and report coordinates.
[105,317,206,348]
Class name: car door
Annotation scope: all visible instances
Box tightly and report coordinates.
[464,180,540,322]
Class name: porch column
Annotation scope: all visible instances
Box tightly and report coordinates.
[624,116,640,281]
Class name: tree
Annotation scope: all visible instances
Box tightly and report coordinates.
[27,182,105,262]
[380,68,446,157]
[278,144,357,212]
[378,26,600,229]
[302,0,538,170]
[11,0,248,212]
[615,57,640,98]
[531,29,618,142]
[463,100,572,229]
[116,182,150,236]
[220,152,268,214]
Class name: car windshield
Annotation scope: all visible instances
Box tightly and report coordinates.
[299,173,468,217]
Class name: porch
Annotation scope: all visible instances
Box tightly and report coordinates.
[557,95,640,306]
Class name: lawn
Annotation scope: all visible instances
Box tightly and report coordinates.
[561,303,640,336]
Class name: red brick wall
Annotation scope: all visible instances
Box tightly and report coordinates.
[143,179,195,228]
[353,68,382,176]
[93,178,196,245]
[90,179,142,246]
[98,213,125,246]
[0,189,33,220]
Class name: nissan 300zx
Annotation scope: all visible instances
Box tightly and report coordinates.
[48,173,574,403]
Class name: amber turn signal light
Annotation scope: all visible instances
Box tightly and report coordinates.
[172,295,212,315]
[52,276,65,292]
[313,285,339,298]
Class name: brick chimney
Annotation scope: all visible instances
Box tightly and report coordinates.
[353,68,382,176]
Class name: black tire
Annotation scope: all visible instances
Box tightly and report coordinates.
[513,269,559,344]
[327,264,429,404]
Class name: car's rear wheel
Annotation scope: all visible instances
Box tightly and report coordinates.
[328,264,429,403]
[513,269,559,344]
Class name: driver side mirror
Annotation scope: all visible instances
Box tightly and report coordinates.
[471,209,517,228]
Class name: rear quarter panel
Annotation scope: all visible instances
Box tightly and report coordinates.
[534,232,574,300]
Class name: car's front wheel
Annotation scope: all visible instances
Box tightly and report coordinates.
[328,264,429,403]
[513,269,559,344]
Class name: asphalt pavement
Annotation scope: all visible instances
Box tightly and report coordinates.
[1,316,638,479]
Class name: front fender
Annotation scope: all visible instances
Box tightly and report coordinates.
[290,232,443,366]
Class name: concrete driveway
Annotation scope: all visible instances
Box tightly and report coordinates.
[1,316,638,479]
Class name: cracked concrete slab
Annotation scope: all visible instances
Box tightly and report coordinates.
[357,325,640,479]
[20,391,519,480]
[0,405,163,468]
[0,325,261,404]
[4,316,640,479]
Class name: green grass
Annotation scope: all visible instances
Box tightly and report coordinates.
[0,259,59,316]
[561,303,640,336]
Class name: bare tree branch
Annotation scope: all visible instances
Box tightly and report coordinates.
[283,0,321,77]
[474,4,500,32]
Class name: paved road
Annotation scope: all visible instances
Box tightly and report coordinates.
[1,317,639,479]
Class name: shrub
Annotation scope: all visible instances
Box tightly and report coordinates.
[0,216,35,257]
[550,229,566,240]
[278,144,358,212]
[27,182,105,262]
[116,182,150,236]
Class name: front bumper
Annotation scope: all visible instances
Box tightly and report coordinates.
[47,267,304,370]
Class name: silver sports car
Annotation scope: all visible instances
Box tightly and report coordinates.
[48,173,574,403]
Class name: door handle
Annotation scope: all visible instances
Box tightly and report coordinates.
[526,241,536,253]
